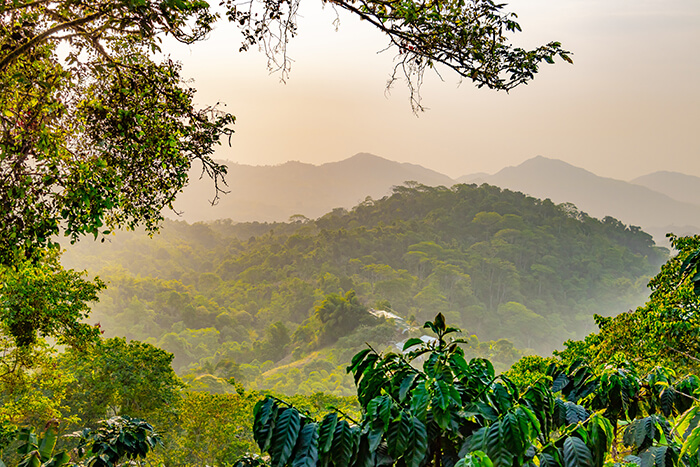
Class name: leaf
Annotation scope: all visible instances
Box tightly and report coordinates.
[659,389,674,417]
[486,423,512,467]
[387,413,412,458]
[410,382,430,421]
[347,348,372,374]
[433,379,451,410]
[561,436,593,467]
[378,396,393,429]
[318,413,338,454]
[253,398,279,453]
[38,424,59,462]
[565,402,588,425]
[681,422,700,458]
[403,417,428,467]
[456,451,494,467]
[367,426,384,452]
[403,338,424,351]
[270,408,301,467]
[330,420,355,467]
[400,373,419,402]
[291,423,319,467]
[552,374,570,393]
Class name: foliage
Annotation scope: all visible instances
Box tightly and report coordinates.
[224,0,571,110]
[59,337,184,427]
[0,340,78,430]
[1,416,159,467]
[244,314,700,467]
[72,416,161,467]
[156,390,259,466]
[557,235,700,375]
[0,1,233,266]
[11,421,69,467]
[0,249,103,348]
[312,291,374,347]
[242,314,581,466]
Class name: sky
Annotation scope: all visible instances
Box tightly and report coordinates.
[165,0,700,181]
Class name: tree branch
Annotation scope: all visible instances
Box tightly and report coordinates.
[0,9,105,73]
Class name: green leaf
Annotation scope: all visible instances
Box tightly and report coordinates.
[400,373,419,402]
[318,413,338,454]
[270,408,301,467]
[410,382,430,421]
[486,423,513,467]
[38,424,58,462]
[681,422,700,457]
[456,451,495,467]
[291,423,319,467]
[253,398,279,453]
[387,413,411,458]
[403,416,428,467]
[330,420,355,467]
[433,379,451,410]
[561,437,593,467]
[659,389,674,417]
[403,338,424,351]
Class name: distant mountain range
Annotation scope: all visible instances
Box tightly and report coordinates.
[631,171,700,205]
[468,157,700,246]
[172,153,453,223]
[171,153,700,246]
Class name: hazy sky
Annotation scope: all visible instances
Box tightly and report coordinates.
[166,0,700,180]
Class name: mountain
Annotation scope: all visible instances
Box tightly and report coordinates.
[474,156,700,246]
[171,153,455,223]
[631,171,700,206]
[64,183,665,395]
[173,153,699,246]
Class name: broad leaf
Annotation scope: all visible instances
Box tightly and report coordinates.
[291,423,319,467]
[270,407,301,467]
[561,437,593,467]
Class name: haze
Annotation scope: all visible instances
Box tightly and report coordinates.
[165,0,699,181]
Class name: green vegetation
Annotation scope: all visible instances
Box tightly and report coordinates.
[60,183,666,394]
[245,312,700,467]
[0,236,695,466]
[2,2,695,466]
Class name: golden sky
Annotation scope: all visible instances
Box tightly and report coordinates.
[165,0,700,180]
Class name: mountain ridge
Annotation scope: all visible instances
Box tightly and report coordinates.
[171,153,700,245]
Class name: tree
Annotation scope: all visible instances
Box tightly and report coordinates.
[242,314,700,467]
[59,337,184,427]
[314,291,372,347]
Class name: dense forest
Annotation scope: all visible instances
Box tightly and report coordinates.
[5,0,700,465]
[60,183,667,395]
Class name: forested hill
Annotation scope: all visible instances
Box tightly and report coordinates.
[63,183,667,395]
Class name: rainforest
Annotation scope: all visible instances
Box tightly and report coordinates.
[2,0,700,466]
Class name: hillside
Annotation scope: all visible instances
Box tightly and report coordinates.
[63,183,667,395]
[171,153,455,223]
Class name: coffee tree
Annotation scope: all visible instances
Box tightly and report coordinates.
[242,314,700,467]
